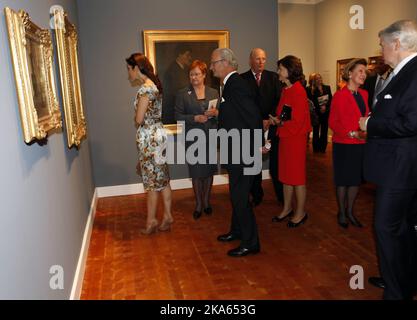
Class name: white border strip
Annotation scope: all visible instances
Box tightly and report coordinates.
[96,170,271,198]
[70,189,98,300]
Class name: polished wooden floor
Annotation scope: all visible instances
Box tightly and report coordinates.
[81,144,385,300]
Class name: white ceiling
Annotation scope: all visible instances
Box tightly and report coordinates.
[278,0,325,4]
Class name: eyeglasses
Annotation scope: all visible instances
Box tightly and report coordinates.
[210,59,224,66]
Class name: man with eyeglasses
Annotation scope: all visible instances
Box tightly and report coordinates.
[210,48,263,257]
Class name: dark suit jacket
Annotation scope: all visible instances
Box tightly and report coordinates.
[240,69,282,119]
[364,55,417,189]
[174,85,219,132]
[306,85,333,116]
[362,74,377,111]
[218,73,263,168]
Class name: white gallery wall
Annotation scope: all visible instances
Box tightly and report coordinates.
[279,0,417,91]
[0,0,94,299]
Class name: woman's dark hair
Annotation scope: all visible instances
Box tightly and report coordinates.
[126,53,163,94]
[342,58,368,82]
[277,55,304,84]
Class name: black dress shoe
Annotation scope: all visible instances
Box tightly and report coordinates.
[204,207,213,215]
[272,210,294,223]
[193,211,202,220]
[368,276,386,289]
[217,233,240,242]
[227,246,260,257]
[287,213,308,228]
[347,214,363,228]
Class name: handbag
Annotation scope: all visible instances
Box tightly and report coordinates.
[279,104,292,121]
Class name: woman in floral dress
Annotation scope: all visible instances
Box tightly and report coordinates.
[126,53,172,235]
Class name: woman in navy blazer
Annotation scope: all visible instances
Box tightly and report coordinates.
[329,58,369,229]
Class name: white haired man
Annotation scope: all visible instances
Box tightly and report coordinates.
[210,48,263,257]
[359,20,417,300]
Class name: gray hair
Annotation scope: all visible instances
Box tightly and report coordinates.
[379,20,417,52]
[214,48,239,69]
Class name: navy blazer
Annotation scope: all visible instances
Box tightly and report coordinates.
[364,55,417,188]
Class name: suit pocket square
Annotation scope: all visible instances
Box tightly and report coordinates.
[384,94,393,99]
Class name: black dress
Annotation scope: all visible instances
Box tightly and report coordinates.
[333,91,366,186]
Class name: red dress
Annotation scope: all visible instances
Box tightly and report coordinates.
[276,81,312,185]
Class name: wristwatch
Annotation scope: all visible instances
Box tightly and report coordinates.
[348,131,355,138]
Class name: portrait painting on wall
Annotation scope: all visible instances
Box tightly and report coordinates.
[143,30,230,125]
[4,7,62,144]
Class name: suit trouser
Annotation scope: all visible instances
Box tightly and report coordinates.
[269,134,284,203]
[228,165,260,249]
[250,173,264,201]
[312,114,329,152]
[374,187,417,299]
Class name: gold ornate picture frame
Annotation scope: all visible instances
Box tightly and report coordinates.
[5,7,62,144]
[336,58,354,88]
[143,30,229,132]
[53,8,87,148]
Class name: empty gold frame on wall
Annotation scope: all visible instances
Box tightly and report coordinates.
[53,9,87,148]
[4,7,62,144]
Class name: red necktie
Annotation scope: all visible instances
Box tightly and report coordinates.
[255,73,261,86]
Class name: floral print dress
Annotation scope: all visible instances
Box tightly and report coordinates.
[134,81,170,191]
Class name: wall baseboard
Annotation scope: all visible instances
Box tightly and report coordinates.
[96,170,271,198]
[71,170,271,299]
[70,189,98,300]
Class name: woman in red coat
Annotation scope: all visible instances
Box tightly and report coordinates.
[329,58,369,229]
[271,56,311,228]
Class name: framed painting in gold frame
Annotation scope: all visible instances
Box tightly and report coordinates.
[4,7,62,144]
[52,8,87,148]
[368,55,384,72]
[143,30,230,130]
[336,58,354,89]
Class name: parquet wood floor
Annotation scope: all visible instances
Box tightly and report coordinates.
[81,145,386,300]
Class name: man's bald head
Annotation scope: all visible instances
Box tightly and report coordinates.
[249,48,267,74]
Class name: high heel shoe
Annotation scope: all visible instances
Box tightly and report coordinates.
[158,218,173,232]
[204,207,213,215]
[287,213,308,228]
[347,214,363,228]
[272,210,294,223]
[140,220,158,235]
[193,211,202,220]
[337,212,348,229]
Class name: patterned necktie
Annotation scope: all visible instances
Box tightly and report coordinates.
[255,73,261,86]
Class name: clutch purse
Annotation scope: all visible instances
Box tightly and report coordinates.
[279,104,292,121]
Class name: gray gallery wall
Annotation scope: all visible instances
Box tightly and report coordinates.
[76,0,278,187]
[0,0,94,299]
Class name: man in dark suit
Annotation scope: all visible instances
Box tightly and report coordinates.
[240,48,284,206]
[359,20,417,300]
[210,48,263,257]
[162,45,192,124]
[362,58,392,111]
